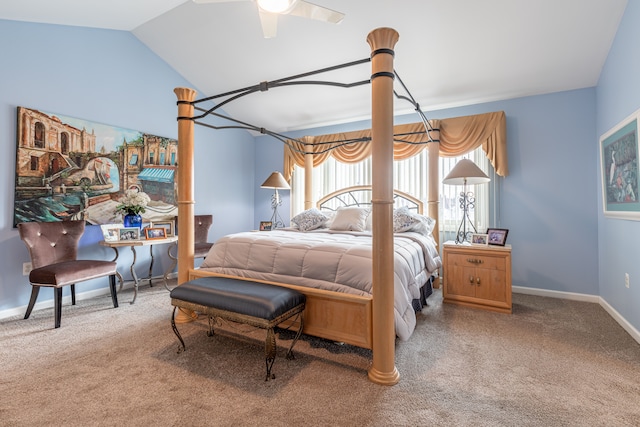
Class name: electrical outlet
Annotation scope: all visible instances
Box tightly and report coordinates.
[625,273,630,289]
[22,262,32,276]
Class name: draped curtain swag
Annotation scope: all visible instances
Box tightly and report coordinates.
[283,111,508,180]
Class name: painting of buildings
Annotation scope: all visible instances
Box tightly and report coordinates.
[14,107,178,226]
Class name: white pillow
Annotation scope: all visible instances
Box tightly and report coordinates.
[393,206,421,233]
[329,207,369,231]
[291,208,330,231]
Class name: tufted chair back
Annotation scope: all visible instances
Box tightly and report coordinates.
[174,215,214,259]
[18,220,84,269]
[17,220,119,328]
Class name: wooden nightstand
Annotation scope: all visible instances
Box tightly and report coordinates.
[442,241,512,313]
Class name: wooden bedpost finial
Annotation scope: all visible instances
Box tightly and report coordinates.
[366,27,399,52]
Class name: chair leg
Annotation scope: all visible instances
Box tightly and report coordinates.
[109,274,119,308]
[24,286,40,320]
[71,284,76,305]
[54,287,63,329]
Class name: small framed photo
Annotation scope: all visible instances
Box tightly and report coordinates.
[151,220,174,237]
[119,227,140,241]
[259,221,273,231]
[100,223,123,242]
[145,227,167,240]
[471,233,489,245]
[486,228,509,246]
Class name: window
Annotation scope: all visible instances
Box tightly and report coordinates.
[291,146,492,240]
[34,122,45,148]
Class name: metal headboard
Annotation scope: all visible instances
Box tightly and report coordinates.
[316,185,423,214]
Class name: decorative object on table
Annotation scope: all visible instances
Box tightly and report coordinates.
[471,233,489,245]
[145,227,167,240]
[151,220,174,237]
[100,223,123,242]
[599,107,640,220]
[13,106,178,227]
[115,188,150,229]
[260,171,290,229]
[442,158,491,244]
[259,221,273,231]
[119,227,140,241]
[486,228,509,246]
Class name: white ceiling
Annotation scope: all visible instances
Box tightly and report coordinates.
[0,0,628,133]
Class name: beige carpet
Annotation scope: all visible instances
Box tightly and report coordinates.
[1,282,639,427]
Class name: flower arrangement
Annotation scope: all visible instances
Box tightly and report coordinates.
[115,189,150,216]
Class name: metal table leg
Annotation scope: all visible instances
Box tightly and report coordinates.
[129,246,139,304]
[163,241,178,291]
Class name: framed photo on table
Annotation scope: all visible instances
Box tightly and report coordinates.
[119,227,140,241]
[259,221,273,231]
[487,228,509,246]
[145,228,167,240]
[100,224,123,242]
[599,108,640,220]
[471,233,488,245]
[151,220,174,237]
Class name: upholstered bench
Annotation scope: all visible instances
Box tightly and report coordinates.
[170,276,306,380]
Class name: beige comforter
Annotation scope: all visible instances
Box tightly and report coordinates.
[200,229,441,340]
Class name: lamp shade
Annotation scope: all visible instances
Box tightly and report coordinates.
[261,171,290,189]
[442,159,490,185]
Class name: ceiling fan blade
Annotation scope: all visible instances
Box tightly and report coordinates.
[192,0,247,4]
[287,1,344,24]
[258,9,279,38]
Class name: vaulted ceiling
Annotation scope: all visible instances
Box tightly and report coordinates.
[0,0,628,132]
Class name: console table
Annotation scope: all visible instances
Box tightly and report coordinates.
[100,235,178,304]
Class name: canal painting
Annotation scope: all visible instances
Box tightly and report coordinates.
[14,107,178,226]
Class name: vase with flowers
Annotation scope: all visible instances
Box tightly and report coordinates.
[115,189,150,229]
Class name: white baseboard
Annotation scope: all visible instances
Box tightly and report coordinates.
[513,286,640,344]
[0,273,177,320]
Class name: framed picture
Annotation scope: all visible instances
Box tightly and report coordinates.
[119,227,140,241]
[100,223,123,242]
[486,228,509,246]
[145,227,167,240]
[259,221,273,231]
[471,233,488,245]
[151,220,174,237]
[599,108,640,220]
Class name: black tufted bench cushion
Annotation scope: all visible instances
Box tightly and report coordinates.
[170,276,306,380]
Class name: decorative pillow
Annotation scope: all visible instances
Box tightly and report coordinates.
[393,206,422,233]
[329,207,369,231]
[412,214,436,235]
[291,208,330,231]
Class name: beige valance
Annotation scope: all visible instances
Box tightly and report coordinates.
[283,110,508,180]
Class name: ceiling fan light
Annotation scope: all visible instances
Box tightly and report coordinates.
[257,0,295,14]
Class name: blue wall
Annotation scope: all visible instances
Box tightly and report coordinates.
[0,20,255,314]
[257,88,600,298]
[596,1,640,331]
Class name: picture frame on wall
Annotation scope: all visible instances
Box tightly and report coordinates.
[487,228,509,246]
[599,108,640,220]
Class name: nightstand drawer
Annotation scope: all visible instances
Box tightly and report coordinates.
[448,253,506,271]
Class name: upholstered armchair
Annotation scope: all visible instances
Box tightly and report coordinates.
[164,215,213,289]
[18,220,119,328]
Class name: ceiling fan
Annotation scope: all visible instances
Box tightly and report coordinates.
[192,0,345,38]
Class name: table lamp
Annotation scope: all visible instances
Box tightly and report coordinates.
[261,171,290,229]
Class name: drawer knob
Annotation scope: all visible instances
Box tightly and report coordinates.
[467,258,484,264]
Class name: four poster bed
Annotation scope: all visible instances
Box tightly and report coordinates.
[173,27,508,385]
[193,186,442,349]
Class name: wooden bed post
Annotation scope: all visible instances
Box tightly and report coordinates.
[367,27,400,386]
[174,87,197,323]
[304,136,314,210]
[427,141,440,288]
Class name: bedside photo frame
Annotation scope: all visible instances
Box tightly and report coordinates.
[259,221,273,231]
[100,223,123,242]
[471,233,488,245]
[487,228,509,246]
